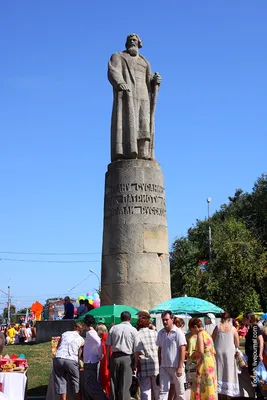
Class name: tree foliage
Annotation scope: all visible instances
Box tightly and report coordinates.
[170,174,267,314]
[3,304,17,323]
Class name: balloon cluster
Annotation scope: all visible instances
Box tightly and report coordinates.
[78,292,100,309]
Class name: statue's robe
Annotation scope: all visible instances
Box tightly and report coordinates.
[108,51,153,161]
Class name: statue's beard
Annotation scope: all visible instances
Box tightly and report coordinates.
[127,46,138,56]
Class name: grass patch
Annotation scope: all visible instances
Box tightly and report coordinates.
[6,342,52,396]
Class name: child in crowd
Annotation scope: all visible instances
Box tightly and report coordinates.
[238,322,248,338]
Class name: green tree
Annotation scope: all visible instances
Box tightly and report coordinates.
[170,237,201,298]
[170,216,267,314]
[17,308,27,314]
[3,304,16,323]
[218,174,267,246]
[208,217,265,312]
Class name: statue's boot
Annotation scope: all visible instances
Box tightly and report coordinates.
[113,153,125,161]
[138,139,150,159]
[129,151,138,159]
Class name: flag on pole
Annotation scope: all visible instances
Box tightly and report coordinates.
[199,260,208,273]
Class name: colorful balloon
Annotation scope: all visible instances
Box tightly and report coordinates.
[93,293,100,299]
[93,300,100,308]
[74,308,77,315]
[89,299,93,305]
[87,292,93,296]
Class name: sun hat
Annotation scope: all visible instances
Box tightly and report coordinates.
[137,310,151,319]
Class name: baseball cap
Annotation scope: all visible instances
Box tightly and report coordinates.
[206,313,216,324]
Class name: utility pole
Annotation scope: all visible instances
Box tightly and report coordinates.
[0,287,10,324]
[207,198,212,262]
[7,286,11,325]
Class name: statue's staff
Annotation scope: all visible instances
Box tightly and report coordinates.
[150,73,160,160]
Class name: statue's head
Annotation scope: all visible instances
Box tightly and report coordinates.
[125,33,142,56]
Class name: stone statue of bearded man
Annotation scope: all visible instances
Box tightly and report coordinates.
[108,34,161,162]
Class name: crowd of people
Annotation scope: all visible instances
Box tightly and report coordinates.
[62,296,94,320]
[52,309,267,400]
[0,322,36,346]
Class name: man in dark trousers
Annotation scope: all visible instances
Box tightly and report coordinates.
[106,311,140,400]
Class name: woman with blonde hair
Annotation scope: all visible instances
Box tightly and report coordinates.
[189,318,217,400]
[212,312,240,397]
[96,323,110,397]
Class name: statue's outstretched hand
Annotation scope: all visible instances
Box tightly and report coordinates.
[153,72,162,85]
[118,83,130,92]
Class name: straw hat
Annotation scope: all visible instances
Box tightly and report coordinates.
[137,310,151,319]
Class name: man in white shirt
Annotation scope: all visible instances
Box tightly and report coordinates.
[83,315,108,400]
[106,311,140,400]
[157,310,186,400]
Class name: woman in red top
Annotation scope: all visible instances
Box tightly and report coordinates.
[96,323,110,397]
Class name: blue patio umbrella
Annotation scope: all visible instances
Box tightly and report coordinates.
[150,297,223,315]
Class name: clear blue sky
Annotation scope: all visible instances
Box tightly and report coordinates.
[1,1,266,312]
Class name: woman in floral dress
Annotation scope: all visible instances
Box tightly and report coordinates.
[190,318,217,400]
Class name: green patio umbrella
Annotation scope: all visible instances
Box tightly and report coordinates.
[78,304,140,326]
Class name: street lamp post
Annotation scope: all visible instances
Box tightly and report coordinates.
[89,269,100,288]
[207,198,212,261]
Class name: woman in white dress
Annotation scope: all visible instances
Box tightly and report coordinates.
[212,312,240,398]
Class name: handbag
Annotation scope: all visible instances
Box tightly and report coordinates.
[235,349,246,369]
[186,363,197,384]
[256,360,267,383]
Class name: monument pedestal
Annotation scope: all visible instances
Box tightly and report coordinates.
[101,159,171,310]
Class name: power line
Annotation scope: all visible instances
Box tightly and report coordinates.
[0,259,100,263]
[0,292,83,299]
[0,251,101,255]
[67,273,93,293]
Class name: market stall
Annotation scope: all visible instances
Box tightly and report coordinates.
[0,354,28,400]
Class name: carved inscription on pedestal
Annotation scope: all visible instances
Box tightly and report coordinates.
[105,182,166,217]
